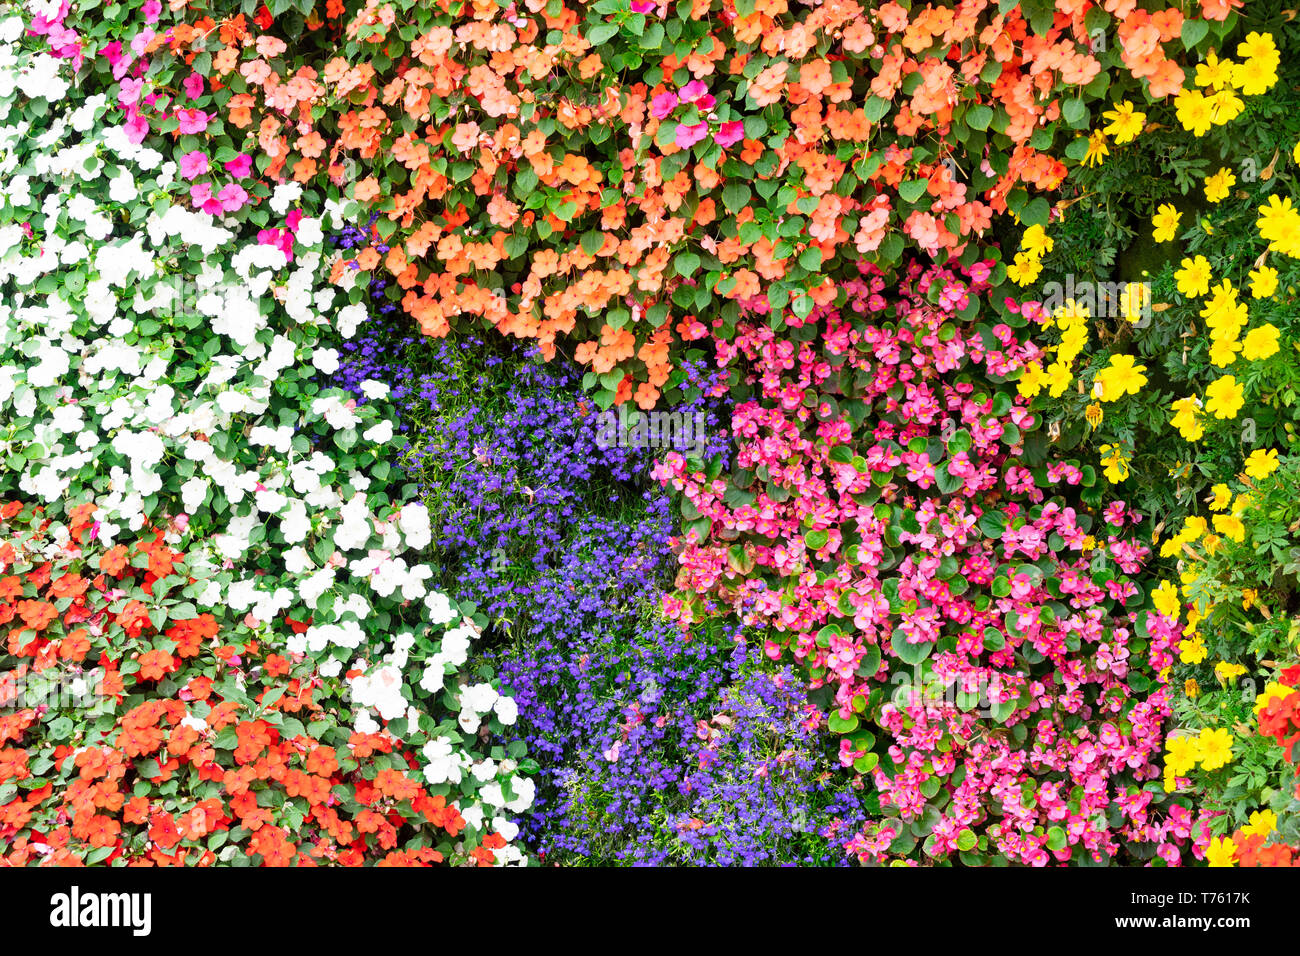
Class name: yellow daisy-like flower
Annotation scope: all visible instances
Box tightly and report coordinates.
[1208,483,1231,510]
[1244,447,1280,480]
[1241,323,1280,361]
[1257,194,1300,258]
[1249,265,1278,299]
[1206,835,1237,867]
[1237,31,1279,67]
[1207,335,1241,368]
[1195,51,1236,90]
[1174,255,1212,297]
[1102,100,1145,144]
[1197,727,1235,771]
[1170,396,1204,442]
[1165,732,1201,776]
[1242,809,1278,838]
[1152,203,1181,242]
[1203,167,1235,204]
[1179,635,1208,665]
[1094,353,1147,402]
[1006,251,1042,286]
[1152,580,1181,620]
[1099,443,1131,483]
[1214,660,1247,685]
[1294,140,1300,166]
[1019,223,1054,259]
[1082,129,1108,168]
[1175,88,1214,136]
[1017,360,1046,399]
[1208,88,1246,125]
[1118,281,1149,323]
[1212,513,1245,542]
[1204,375,1244,419]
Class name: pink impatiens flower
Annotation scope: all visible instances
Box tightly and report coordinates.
[714,121,744,148]
[179,150,208,180]
[650,91,678,120]
[175,108,210,135]
[182,73,205,100]
[224,153,253,178]
[674,122,709,149]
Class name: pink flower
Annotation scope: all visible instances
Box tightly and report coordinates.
[224,153,253,178]
[714,120,744,148]
[217,184,249,213]
[123,113,149,144]
[630,0,655,11]
[175,108,210,135]
[182,73,205,100]
[179,150,208,180]
[679,79,708,102]
[142,0,161,23]
[674,122,709,149]
[650,91,678,120]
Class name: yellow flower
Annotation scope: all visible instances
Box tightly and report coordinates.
[1099,443,1131,482]
[1237,31,1279,67]
[1203,167,1235,204]
[1184,677,1200,698]
[1244,448,1280,480]
[1209,88,1246,125]
[1020,223,1054,259]
[1255,681,1298,715]
[1007,251,1042,286]
[1204,375,1244,419]
[1207,336,1241,368]
[1102,100,1145,144]
[1234,60,1278,96]
[1174,255,1212,297]
[1195,51,1237,90]
[1212,513,1245,542]
[1165,732,1201,776]
[1206,835,1237,867]
[1214,660,1247,684]
[1152,580,1181,620]
[1242,809,1277,838]
[1017,360,1046,399]
[1082,129,1109,168]
[1257,194,1300,258]
[1197,727,1235,771]
[1208,483,1231,510]
[1241,323,1280,361]
[1241,588,1257,611]
[1179,635,1208,665]
[1170,396,1204,442]
[1094,353,1147,402]
[1249,265,1278,299]
[1294,140,1300,166]
[1084,402,1103,428]
[1152,203,1181,243]
[1118,281,1149,323]
[1175,88,1214,136]
[1184,515,1208,540]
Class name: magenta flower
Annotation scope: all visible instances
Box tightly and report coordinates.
[217,184,249,213]
[630,0,655,12]
[224,153,253,178]
[117,76,143,106]
[680,79,708,102]
[142,0,161,23]
[714,121,744,148]
[175,109,210,135]
[123,112,149,144]
[182,73,205,100]
[650,91,678,120]
[179,151,208,180]
[189,182,213,207]
[674,122,709,149]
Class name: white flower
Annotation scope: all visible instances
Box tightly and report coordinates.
[311,347,340,374]
[494,694,518,726]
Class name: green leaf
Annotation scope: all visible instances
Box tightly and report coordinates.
[1181,19,1209,50]
[966,104,994,131]
[721,182,752,214]
[891,630,932,666]
[587,22,618,45]
[674,251,700,277]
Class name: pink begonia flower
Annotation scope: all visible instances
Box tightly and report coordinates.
[224,153,253,178]
[182,73,205,100]
[179,151,208,180]
[217,184,248,213]
[714,121,744,148]
[649,91,678,120]
[175,109,210,135]
[674,122,709,149]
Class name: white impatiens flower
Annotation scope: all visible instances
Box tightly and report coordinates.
[398,503,431,550]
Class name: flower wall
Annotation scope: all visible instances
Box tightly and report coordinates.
[3,0,1300,867]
